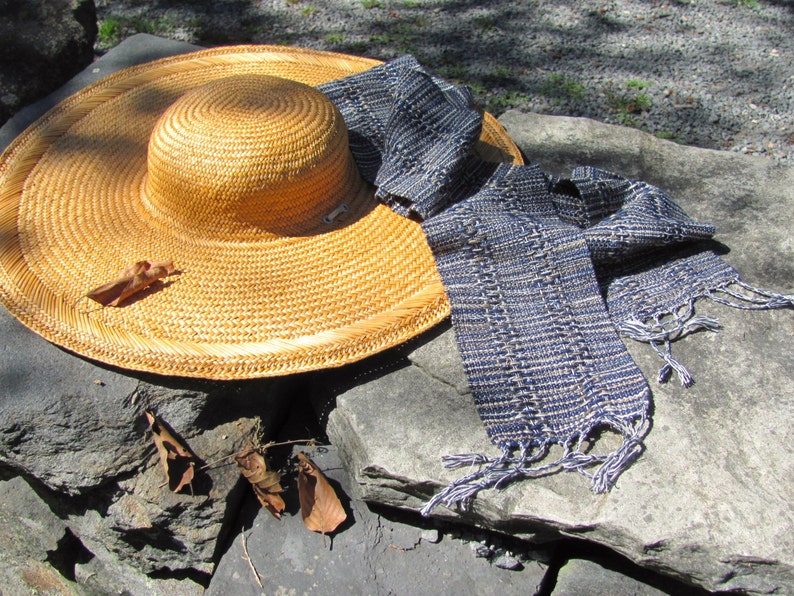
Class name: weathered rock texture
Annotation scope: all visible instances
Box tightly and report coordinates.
[553,558,667,596]
[0,475,207,595]
[0,0,98,125]
[208,445,549,595]
[0,299,296,579]
[0,298,301,579]
[326,115,794,594]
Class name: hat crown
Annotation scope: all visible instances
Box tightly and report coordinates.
[143,74,362,239]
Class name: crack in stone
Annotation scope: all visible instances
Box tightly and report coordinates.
[408,359,470,397]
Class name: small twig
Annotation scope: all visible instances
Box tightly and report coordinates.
[258,438,318,451]
[199,438,318,471]
[199,453,241,471]
[241,529,263,589]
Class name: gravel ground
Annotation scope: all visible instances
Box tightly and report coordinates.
[94,0,794,163]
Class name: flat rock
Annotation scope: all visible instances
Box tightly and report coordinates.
[0,476,204,595]
[0,476,76,595]
[552,558,667,596]
[207,445,549,595]
[326,116,794,593]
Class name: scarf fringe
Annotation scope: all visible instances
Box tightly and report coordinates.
[707,279,794,310]
[420,416,648,517]
[619,280,793,387]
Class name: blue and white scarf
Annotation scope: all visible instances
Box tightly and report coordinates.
[319,57,793,514]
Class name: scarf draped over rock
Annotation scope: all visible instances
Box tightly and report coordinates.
[319,56,793,514]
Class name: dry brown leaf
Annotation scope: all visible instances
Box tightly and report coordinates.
[235,449,286,519]
[86,260,175,307]
[296,452,346,537]
[145,410,195,494]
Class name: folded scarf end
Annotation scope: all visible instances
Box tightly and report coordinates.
[619,278,793,387]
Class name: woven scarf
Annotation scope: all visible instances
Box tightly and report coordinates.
[319,57,793,514]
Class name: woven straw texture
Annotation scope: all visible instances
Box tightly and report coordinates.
[0,46,522,379]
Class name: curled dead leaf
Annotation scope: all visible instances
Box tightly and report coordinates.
[235,449,286,519]
[145,410,195,494]
[296,452,346,537]
[86,260,175,307]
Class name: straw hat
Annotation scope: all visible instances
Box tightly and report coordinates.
[0,45,522,379]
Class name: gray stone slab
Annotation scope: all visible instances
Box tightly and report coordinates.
[207,445,549,595]
[552,558,667,596]
[0,476,76,595]
[0,475,206,595]
[326,116,794,593]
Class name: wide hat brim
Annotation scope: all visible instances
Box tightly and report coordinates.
[0,45,522,380]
